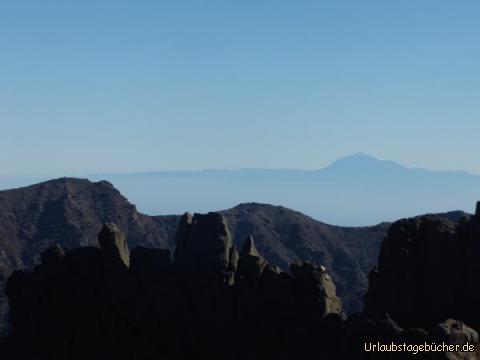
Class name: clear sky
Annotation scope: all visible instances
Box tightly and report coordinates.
[1,1,479,177]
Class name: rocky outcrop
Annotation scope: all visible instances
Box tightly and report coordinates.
[0,178,392,334]
[2,210,480,359]
[290,261,342,316]
[99,223,131,268]
[237,235,266,282]
[175,212,238,286]
[0,178,179,335]
[0,214,344,360]
[220,203,390,314]
[365,201,480,332]
[1,177,469,335]
[1,178,478,357]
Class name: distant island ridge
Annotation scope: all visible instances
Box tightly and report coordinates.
[90,153,476,176]
[2,153,479,226]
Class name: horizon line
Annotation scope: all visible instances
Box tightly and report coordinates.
[2,153,479,179]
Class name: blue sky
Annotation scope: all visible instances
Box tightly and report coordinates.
[1,1,479,177]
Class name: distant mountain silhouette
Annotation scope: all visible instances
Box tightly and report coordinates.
[318,153,411,180]
[89,153,480,225]
[319,153,477,181]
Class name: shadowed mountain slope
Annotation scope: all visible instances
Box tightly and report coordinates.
[219,203,388,312]
[0,178,178,334]
[0,178,472,335]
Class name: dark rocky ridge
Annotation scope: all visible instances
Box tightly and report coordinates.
[1,214,478,359]
[0,178,178,334]
[365,202,480,333]
[0,178,472,335]
[0,178,390,335]
[189,205,467,313]
[219,203,389,313]
[0,214,343,359]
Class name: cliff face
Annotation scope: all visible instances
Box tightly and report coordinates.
[366,202,480,332]
[1,214,478,360]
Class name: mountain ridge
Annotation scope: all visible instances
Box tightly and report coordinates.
[85,153,480,226]
[0,177,473,336]
[89,153,480,177]
[3,154,479,226]
[2,206,479,360]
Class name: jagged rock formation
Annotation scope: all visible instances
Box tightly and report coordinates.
[366,201,480,333]
[0,214,344,359]
[0,178,473,337]
[221,203,392,313]
[98,222,131,268]
[175,212,238,286]
[0,178,180,335]
[1,214,478,359]
[0,178,392,335]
